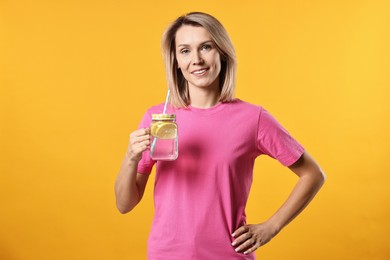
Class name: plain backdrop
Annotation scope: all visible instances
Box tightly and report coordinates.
[1,0,389,259]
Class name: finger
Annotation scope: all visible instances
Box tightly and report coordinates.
[139,139,151,147]
[131,128,150,138]
[243,243,260,255]
[128,138,150,157]
[233,236,254,252]
[130,132,150,145]
[232,225,249,238]
[133,140,150,152]
[135,134,151,143]
[231,231,252,247]
[234,237,256,253]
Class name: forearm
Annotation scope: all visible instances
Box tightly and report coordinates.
[231,169,325,254]
[267,170,325,233]
[115,155,141,214]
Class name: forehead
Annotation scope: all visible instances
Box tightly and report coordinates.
[175,25,213,46]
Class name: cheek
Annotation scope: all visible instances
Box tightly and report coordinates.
[176,56,189,70]
[214,56,222,73]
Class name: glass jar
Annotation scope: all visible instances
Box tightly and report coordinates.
[150,114,178,161]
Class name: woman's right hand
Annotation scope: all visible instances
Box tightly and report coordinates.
[126,128,150,162]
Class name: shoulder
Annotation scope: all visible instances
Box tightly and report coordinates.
[227,98,265,115]
[145,103,183,114]
[145,103,165,114]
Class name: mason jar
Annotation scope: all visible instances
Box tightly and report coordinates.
[150,114,178,161]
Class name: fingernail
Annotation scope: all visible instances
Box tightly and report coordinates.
[231,241,236,246]
[231,233,235,237]
[235,248,240,252]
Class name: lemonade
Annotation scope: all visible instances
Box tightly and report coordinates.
[150,114,178,160]
[151,122,177,139]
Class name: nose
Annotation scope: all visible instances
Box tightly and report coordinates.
[192,51,204,65]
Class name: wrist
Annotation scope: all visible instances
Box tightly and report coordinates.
[125,152,141,165]
[265,218,282,235]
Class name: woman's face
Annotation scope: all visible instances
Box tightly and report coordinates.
[175,25,221,91]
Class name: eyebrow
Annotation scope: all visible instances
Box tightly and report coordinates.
[177,40,214,48]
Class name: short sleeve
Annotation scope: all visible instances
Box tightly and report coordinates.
[256,108,305,167]
[136,109,156,174]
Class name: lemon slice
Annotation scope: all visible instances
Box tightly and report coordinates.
[150,123,161,136]
[151,122,177,139]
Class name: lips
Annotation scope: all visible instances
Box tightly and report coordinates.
[191,68,209,76]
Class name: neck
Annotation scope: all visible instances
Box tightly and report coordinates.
[189,87,220,108]
[188,79,220,109]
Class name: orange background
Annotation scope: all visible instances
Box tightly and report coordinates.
[1,1,389,259]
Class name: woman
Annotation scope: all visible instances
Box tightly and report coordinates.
[115,12,325,259]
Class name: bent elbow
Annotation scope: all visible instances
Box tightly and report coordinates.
[116,202,133,214]
[321,170,327,183]
[317,168,327,188]
[117,207,130,214]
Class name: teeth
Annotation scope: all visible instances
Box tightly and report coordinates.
[194,69,206,74]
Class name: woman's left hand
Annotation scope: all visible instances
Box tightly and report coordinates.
[232,152,325,255]
[231,222,279,255]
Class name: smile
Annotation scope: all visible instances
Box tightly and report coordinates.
[192,68,209,76]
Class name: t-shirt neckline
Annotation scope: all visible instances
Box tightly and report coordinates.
[188,101,228,115]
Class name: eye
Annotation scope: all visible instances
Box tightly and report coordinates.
[201,44,212,51]
[179,48,190,54]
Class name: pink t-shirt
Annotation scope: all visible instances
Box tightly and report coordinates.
[137,99,304,260]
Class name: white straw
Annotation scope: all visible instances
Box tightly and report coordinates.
[151,89,170,156]
[163,89,170,114]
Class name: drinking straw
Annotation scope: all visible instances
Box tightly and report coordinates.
[163,89,170,114]
[150,89,170,155]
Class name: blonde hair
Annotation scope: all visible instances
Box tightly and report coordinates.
[161,12,237,108]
